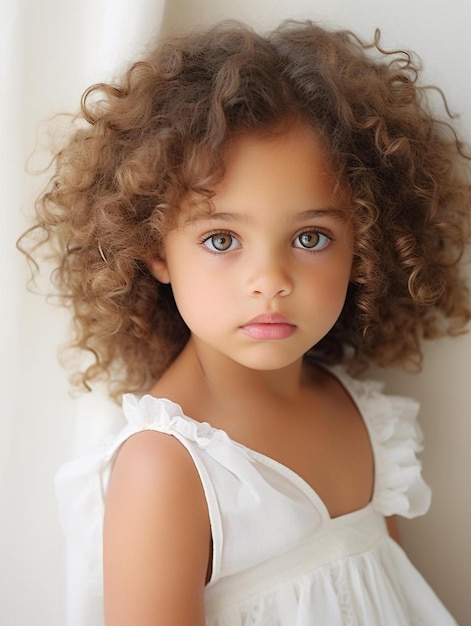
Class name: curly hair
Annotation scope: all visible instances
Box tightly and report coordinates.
[20,20,471,400]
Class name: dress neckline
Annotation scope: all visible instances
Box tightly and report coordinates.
[134,366,377,523]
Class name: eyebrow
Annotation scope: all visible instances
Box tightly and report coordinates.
[294,208,350,222]
[184,207,349,226]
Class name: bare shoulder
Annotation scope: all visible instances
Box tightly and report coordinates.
[109,429,202,489]
[104,430,210,626]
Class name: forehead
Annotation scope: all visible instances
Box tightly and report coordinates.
[181,123,348,224]
[222,123,335,187]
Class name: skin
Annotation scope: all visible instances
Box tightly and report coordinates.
[103,123,398,625]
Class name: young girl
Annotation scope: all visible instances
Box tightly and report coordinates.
[23,20,470,626]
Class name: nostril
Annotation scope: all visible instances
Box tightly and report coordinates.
[245,260,293,298]
[249,283,292,299]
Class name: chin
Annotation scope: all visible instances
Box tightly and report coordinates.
[230,349,306,372]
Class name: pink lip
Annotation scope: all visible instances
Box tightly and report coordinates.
[245,313,293,324]
[240,313,296,340]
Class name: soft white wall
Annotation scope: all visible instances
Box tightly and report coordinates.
[4,0,470,624]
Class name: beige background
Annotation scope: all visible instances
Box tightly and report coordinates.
[2,0,470,624]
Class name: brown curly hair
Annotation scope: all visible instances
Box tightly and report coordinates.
[20,20,471,400]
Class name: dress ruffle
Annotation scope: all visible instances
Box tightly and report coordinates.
[121,393,235,448]
[328,368,431,519]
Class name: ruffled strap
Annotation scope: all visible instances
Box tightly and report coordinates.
[328,367,432,519]
[121,393,233,448]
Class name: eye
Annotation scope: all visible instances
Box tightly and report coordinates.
[293,230,331,251]
[202,232,240,252]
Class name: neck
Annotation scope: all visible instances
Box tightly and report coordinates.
[193,337,306,397]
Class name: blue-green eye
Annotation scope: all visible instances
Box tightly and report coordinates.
[203,232,240,252]
[294,231,331,250]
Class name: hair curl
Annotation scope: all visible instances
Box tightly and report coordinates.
[19,20,471,400]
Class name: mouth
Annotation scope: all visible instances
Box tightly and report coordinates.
[240,313,296,340]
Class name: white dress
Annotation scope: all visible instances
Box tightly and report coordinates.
[55,366,457,625]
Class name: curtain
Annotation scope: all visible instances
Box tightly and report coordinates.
[2,2,167,623]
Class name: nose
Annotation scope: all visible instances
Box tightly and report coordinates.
[245,253,293,299]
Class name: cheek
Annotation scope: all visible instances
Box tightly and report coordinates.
[304,261,352,310]
[170,270,229,329]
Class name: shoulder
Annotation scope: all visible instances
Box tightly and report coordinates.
[111,428,202,485]
[106,429,210,545]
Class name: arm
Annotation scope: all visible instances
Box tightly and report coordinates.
[103,431,211,626]
[386,515,401,544]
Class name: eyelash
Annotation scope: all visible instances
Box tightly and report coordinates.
[199,229,333,254]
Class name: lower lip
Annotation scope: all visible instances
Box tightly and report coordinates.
[240,323,296,340]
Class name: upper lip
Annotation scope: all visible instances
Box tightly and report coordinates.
[243,313,294,325]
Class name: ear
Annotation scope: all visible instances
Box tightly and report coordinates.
[148,256,171,284]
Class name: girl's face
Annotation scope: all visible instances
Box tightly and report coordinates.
[150,123,354,372]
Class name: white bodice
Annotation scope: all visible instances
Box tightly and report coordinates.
[55,366,457,625]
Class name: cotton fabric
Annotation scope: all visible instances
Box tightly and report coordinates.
[55,366,457,625]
